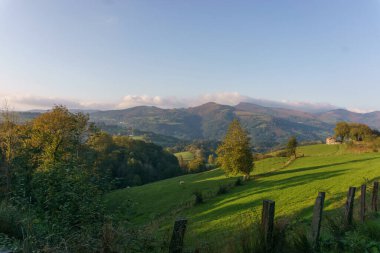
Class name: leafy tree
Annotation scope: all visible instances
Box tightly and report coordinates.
[334,122,373,142]
[30,105,89,169]
[334,122,350,142]
[207,154,215,165]
[31,161,104,246]
[286,136,298,158]
[0,106,20,195]
[216,119,253,177]
[349,123,372,141]
[187,157,206,172]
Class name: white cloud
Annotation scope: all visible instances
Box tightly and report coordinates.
[0,92,370,114]
[0,94,114,111]
[116,92,250,109]
[191,92,249,107]
[117,95,187,109]
[347,108,376,114]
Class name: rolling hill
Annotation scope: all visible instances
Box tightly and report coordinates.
[105,144,380,251]
[317,109,380,129]
[15,102,380,151]
[89,102,333,151]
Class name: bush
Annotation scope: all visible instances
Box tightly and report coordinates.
[217,185,229,195]
[187,158,207,173]
[31,162,105,250]
[0,202,23,239]
[193,191,203,205]
[235,177,243,186]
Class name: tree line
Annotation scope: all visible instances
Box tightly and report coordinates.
[0,105,182,252]
[334,121,378,142]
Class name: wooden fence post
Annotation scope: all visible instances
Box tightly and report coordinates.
[345,187,356,226]
[372,181,379,212]
[169,218,188,253]
[261,200,275,250]
[360,184,366,223]
[311,192,325,248]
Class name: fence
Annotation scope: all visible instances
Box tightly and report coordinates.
[168,181,380,253]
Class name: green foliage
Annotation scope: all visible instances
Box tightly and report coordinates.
[0,105,184,252]
[31,105,89,167]
[31,162,103,234]
[216,184,229,195]
[193,190,204,205]
[320,214,380,253]
[0,202,22,240]
[335,121,350,142]
[216,119,253,177]
[235,177,243,186]
[349,123,373,141]
[0,232,21,252]
[85,131,182,189]
[335,121,374,142]
[286,136,298,158]
[207,154,215,165]
[187,157,207,173]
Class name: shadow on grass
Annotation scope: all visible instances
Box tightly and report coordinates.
[186,156,380,235]
[190,168,349,222]
[258,156,380,178]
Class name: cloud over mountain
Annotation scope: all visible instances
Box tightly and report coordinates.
[0,92,348,113]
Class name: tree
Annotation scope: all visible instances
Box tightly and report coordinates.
[286,136,298,158]
[334,122,350,142]
[216,119,253,178]
[187,157,206,172]
[178,155,187,170]
[207,154,215,165]
[349,123,372,141]
[30,105,89,169]
[0,104,21,196]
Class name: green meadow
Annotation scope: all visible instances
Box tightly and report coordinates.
[174,151,195,161]
[106,144,380,249]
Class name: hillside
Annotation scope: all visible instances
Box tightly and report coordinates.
[317,109,380,129]
[14,103,380,151]
[105,144,380,250]
[90,102,333,151]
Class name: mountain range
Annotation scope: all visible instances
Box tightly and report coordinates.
[17,102,380,151]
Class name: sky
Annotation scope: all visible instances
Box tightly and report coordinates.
[0,0,380,112]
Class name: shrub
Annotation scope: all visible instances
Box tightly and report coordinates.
[0,202,23,240]
[235,177,243,186]
[217,185,229,195]
[31,162,105,250]
[193,191,203,205]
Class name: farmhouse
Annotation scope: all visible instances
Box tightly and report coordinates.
[326,137,341,145]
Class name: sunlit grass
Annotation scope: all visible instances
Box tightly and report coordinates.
[105,144,380,248]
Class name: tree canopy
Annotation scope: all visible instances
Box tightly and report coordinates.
[0,105,183,251]
[334,122,374,142]
[286,136,298,158]
[216,119,253,177]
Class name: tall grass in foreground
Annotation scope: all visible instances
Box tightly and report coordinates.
[2,200,380,252]
[92,208,380,253]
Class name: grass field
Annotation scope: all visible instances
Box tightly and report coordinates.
[174,151,195,161]
[105,144,380,249]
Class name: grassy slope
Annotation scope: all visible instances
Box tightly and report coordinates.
[174,151,195,161]
[105,144,380,247]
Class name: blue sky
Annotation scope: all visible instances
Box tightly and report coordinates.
[1,0,380,111]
